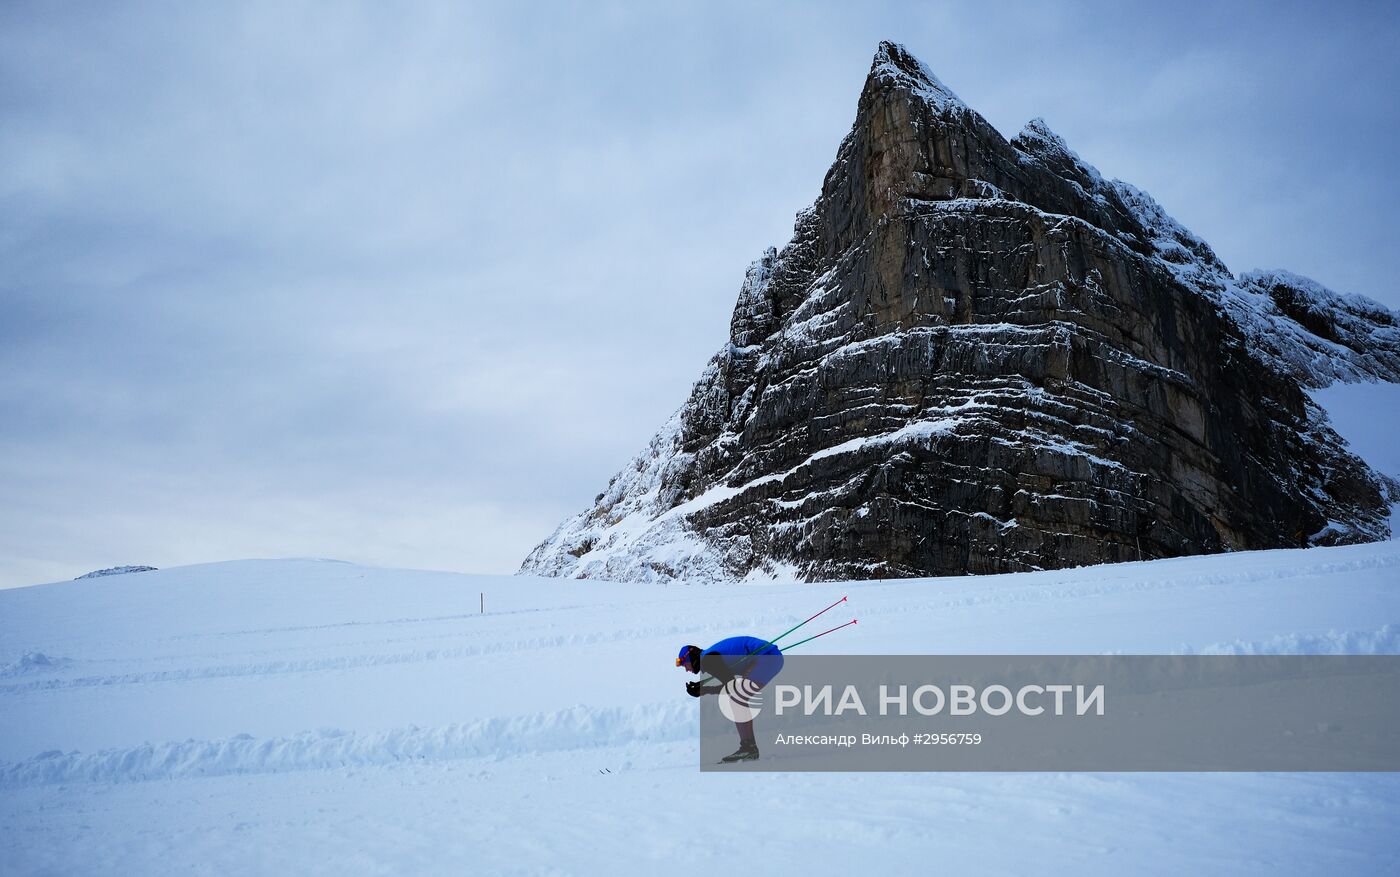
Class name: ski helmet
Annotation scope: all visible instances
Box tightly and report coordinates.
[676,644,701,672]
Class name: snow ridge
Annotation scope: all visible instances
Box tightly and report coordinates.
[0,702,693,789]
[1186,623,1400,656]
[0,652,73,677]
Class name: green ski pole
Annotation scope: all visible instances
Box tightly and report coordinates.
[694,596,851,685]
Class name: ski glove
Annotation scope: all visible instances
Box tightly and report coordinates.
[686,680,721,697]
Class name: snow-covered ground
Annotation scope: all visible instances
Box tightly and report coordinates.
[2,541,1399,875]
[2,383,1396,874]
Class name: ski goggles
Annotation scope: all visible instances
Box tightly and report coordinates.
[677,645,697,669]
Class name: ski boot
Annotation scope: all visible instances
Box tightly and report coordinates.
[720,742,760,763]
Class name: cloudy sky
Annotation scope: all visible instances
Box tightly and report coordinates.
[3,1,1397,587]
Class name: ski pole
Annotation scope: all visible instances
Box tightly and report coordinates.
[694,617,859,688]
[695,596,848,684]
[737,617,857,661]
[780,618,857,651]
[766,595,848,651]
[716,594,845,675]
[696,611,858,687]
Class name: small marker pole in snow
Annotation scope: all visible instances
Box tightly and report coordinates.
[480,592,484,614]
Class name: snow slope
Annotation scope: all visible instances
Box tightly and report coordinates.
[3,545,1400,874]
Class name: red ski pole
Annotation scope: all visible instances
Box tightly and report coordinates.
[757,595,848,654]
[781,618,858,651]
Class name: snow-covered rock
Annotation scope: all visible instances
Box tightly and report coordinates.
[75,565,158,580]
[522,41,1399,583]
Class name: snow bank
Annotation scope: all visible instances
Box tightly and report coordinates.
[1187,624,1400,656]
[0,702,692,790]
[0,652,73,677]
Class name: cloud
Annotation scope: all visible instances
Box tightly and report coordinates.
[2,1,1398,586]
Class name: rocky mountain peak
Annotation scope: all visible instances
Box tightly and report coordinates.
[868,40,967,113]
[1012,117,1098,189]
[522,42,1400,584]
[1016,116,1064,147]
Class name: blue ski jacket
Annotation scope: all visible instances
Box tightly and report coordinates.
[702,635,784,686]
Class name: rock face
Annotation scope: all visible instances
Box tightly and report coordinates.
[75,566,158,580]
[522,42,1400,583]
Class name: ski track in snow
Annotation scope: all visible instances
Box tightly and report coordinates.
[5,547,1396,697]
[3,545,1400,873]
[5,622,1398,789]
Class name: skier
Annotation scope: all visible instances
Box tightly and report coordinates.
[677,636,784,762]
